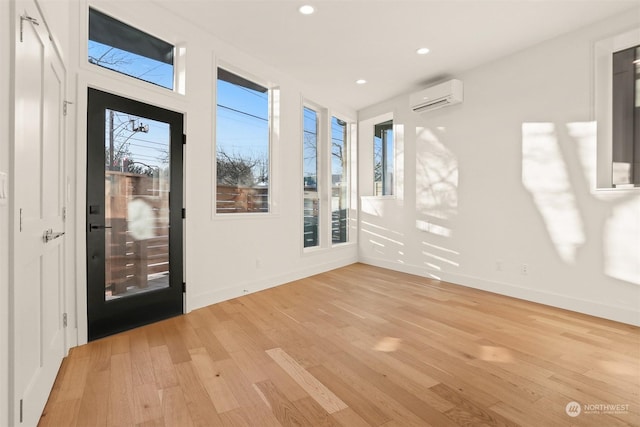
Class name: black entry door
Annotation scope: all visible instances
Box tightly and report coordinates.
[87,88,184,340]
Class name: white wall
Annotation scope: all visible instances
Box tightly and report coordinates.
[1,1,12,423]
[358,11,640,326]
[70,1,358,342]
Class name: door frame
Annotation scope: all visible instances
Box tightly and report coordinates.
[86,88,185,340]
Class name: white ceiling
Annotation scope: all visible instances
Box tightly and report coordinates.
[154,0,639,111]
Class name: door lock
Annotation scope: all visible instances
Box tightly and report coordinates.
[90,224,112,231]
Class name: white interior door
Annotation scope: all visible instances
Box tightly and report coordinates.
[12,1,67,425]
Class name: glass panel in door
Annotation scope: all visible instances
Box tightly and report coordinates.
[104,109,170,300]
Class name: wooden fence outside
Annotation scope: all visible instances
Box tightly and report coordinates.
[105,171,169,296]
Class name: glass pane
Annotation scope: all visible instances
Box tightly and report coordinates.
[89,8,174,90]
[374,120,393,196]
[105,109,171,300]
[303,107,319,248]
[216,68,270,213]
[331,117,348,244]
[384,127,394,195]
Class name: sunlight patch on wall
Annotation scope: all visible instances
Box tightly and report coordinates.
[522,123,585,263]
[416,127,458,220]
[567,121,597,188]
[416,219,452,237]
[604,197,640,285]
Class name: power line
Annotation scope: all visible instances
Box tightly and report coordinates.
[217,103,268,122]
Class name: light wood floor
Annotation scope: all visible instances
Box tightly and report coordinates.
[40,263,639,426]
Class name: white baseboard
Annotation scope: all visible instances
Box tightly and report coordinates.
[359,255,640,327]
[187,256,359,312]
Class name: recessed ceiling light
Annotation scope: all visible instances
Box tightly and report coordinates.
[416,47,430,55]
[299,5,315,15]
[356,79,367,85]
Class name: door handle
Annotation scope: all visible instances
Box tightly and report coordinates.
[90,224,112,231]
[43,228,65,243]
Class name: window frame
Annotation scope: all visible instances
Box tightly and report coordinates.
[330,114,351,246]
[214,64,276,216]
[374,119,395,197]
[595,27,640,191]
[302,104,321,249]
[301,101,357,252]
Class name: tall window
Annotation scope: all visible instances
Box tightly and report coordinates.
[303,107,319,247]
[216,68,270,213]
[331,117,349,244]
[374,120,394,196]
[88,8,174,89]
[612,45,640,187]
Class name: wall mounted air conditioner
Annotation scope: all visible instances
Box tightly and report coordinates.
[410,79,463,113]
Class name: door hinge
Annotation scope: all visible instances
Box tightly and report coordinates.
[63,100,73,116]
[63,313,67,328]
[19,14,39,43]
[182,208,186,219]
[182,282,186,292]
[19,399,23,423]
[182,134,186,145]
[62,207,66,222]
[19,208,23,232]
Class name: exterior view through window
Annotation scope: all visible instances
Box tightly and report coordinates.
[88,8,174,89]
[374,120,394,196]
[331,117,349,244]
[612,44,640,187]
[303,107,319,247]
[216,68,270,213]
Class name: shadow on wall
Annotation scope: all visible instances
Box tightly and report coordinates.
[415,126,460,279]
[522,121,639,286]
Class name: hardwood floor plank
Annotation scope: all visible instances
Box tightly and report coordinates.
[107,352,135,426]
[307,364,392,426]
[75,369,110,427]
[266,347,348,414]
[150,345,179,389]
[431,383,519,427]
[39,263,640,427]
[254,379,314,426]
[160,385,195,427]
[132,383,163,425]
[174,361,222,426]
[188,347,240,413]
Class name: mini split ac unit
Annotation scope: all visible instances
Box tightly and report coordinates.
[410,79,463,113]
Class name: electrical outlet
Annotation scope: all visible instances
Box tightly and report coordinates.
[496,260,503,271]
[255,258,262,268]
[521,264,529,275]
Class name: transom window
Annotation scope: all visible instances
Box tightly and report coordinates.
[88,8,174,90]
